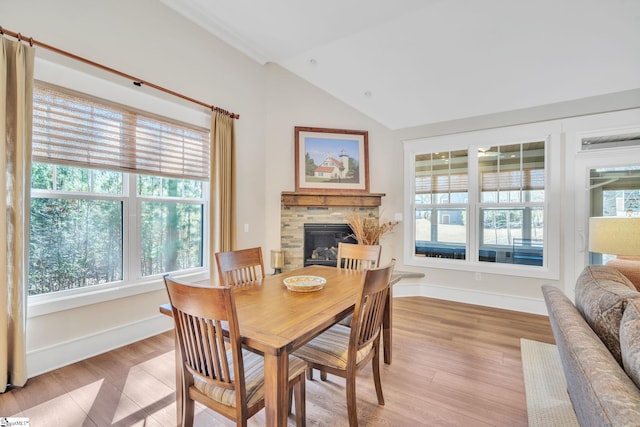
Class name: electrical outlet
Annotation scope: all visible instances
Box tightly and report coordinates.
[394,212,403,222]
[475,272,482,281]
[244,223,249,233]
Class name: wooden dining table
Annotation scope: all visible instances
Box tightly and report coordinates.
[160,264,392,426]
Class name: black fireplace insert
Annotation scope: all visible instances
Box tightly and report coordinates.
[303,223,356,267]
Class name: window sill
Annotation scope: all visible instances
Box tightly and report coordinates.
[406,256,559,280]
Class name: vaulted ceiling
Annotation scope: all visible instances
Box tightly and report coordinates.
[160,0,640,130]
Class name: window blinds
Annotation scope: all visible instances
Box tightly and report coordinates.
[32,82,210,181]
[415,150,469,194]
[480,170,545,191]
[416,174,469,194]
[581,132,640,151]
[479,142,545,192]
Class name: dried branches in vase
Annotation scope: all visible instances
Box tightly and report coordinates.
[346,211,398,245]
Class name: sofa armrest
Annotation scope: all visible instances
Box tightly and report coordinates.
[542,285,640,426]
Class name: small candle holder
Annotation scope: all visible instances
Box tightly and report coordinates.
[270,249,284,275]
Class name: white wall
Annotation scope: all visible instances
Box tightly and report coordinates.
[4,0,640,376]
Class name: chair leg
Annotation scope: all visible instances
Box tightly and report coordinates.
[320,370,327,381]
[306,366,314,380]
[372,345,385,405]
[346,374,359,427]
[288,386,293,415]
[183,396,195,427]
[294,373,306,427]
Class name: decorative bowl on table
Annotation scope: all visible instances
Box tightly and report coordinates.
[283,275,326,292]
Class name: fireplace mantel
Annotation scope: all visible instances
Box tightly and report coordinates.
[281,191,384,207]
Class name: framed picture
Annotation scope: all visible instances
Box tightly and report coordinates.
[294,127,369,193]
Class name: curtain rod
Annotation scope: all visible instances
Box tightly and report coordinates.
[0,26,239,119]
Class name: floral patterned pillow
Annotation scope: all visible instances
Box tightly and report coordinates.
[621,296,640,388]
[575,265,638,366]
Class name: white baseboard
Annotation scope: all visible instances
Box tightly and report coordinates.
[26,315,174,378]
[393,280,548,316]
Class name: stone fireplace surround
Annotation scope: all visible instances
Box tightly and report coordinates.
[280,191,384,271]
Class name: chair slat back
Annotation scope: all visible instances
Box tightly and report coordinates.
[164,275,244,394]
[350,260,395,354]
[215,247,265,286]
[337,242,381,271]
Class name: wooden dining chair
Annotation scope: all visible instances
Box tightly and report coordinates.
[336,242,381,271]
[306,242,383,380]
[335,242,382,327]
[292,260,395,427]
[215,247,265,286]
[163,275,307,427]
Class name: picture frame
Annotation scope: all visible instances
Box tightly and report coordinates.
[294,126,369,193]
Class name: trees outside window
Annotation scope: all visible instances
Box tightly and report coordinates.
[29,164,205,296]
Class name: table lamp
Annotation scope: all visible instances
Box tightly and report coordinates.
[589,216,640,288]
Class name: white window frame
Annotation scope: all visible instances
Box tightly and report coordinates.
[403,121,561,280]
[28,58,212,317]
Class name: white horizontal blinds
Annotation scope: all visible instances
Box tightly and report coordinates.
[415,150,468,194]
[581,132,640,151]
[32,82,210,180]
[590,167,640,191]
[479,141,545,193]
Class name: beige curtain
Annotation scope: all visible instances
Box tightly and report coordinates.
[1,36,34,392]
[209,112,236,271]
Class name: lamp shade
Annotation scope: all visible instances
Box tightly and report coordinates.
[589,217,640,256]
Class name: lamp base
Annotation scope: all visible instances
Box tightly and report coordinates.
[607,256,640,291]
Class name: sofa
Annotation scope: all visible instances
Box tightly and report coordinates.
[542,265,640,426]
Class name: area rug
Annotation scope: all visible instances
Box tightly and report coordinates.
[520,338,580,427]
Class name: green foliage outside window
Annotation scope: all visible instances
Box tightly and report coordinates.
[29,163,205,296]
[29,198,123,295]
[140,201,203,276]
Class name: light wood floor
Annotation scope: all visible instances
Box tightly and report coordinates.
[0,296,554,426]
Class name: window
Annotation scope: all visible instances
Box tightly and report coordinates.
[478,142,545,266]
[30,164,125,295]
[405,124,559,279]
[29,82,209,297]
[138,175,204,277]
[414,150,468,260]
[588,166,640,265]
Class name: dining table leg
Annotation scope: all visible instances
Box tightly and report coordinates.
[263,350,290,426]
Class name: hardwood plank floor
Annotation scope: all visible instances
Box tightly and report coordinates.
[0,296,554,426]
